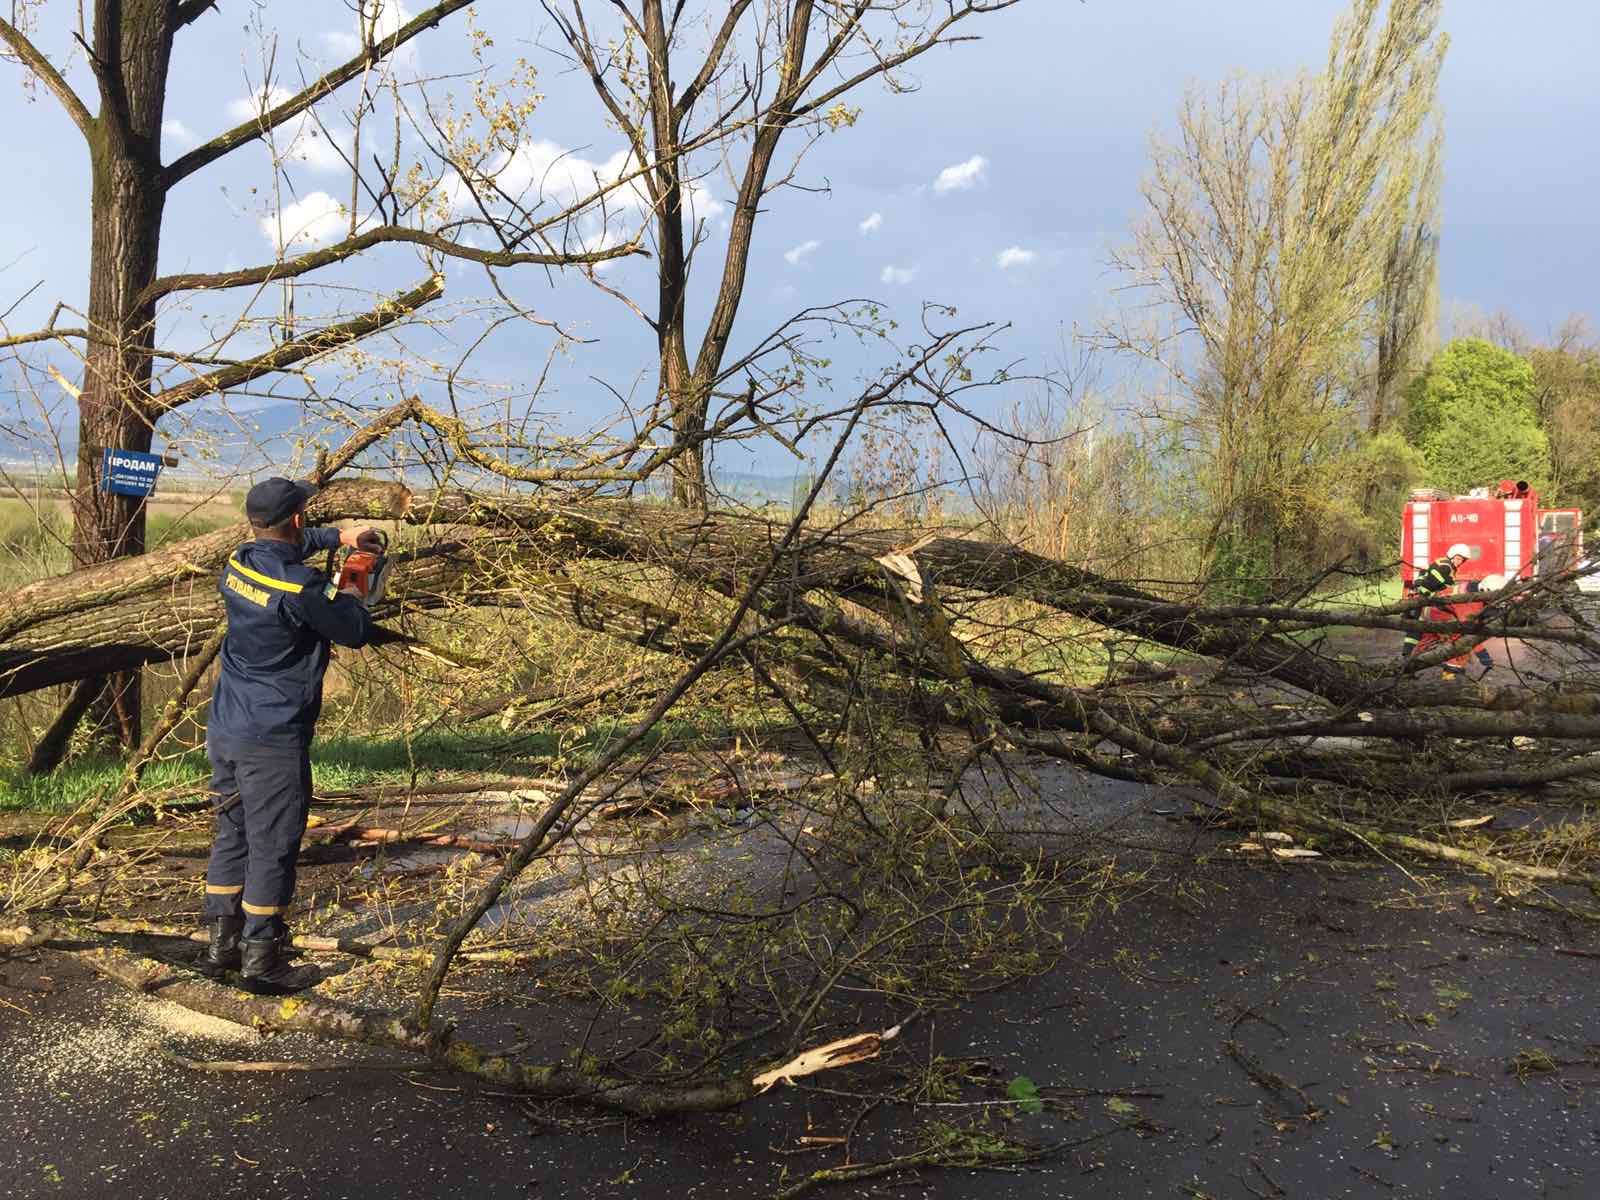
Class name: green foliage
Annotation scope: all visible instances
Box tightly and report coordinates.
[1527,337,1600,515]
[1420,401,1551,497]
[1005,1075,1044,1114]
[1207,533,1273,603]
[1298,430,1426,568]
[1346,430,1428,512]
[1403,338,1551,495]
[1404,338,1537,446]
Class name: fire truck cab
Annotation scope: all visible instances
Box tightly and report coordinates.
[1401,480,1583,588]
[1538,507,1585,575]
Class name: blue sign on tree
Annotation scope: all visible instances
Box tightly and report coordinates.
[100,448,165,497]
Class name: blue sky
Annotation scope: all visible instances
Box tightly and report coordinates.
[1,1,1596,472]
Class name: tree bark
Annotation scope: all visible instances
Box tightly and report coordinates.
[69,1,180,750]
[0,534,505,697]
[23,679,101,774]
[5,488,1593,726]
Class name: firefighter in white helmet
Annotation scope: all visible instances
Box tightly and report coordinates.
[1401,543,1472,662]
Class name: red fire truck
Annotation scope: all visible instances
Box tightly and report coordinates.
[1401,479,1584,588]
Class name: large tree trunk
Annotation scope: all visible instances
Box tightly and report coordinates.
[5,486,1590,726]
[66,2,179,754]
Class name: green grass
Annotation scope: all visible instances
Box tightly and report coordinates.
[0,498,235,589]
[0,733,506,815]
[0,705,794,815]
[146,509,233,545]
[0,499,71,587]
[0,747,207,814]
[1309,573,1404,610]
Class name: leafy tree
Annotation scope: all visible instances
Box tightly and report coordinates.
[1526,319,1600,514]
[1100,0,1446,577]
[1403,338,1550,493]
[1421,400,1550,496]
[1404,337,1537,445]
[1319,429,1425,565]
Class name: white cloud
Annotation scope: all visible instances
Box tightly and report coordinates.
[858,211,883,235]
[321,1,418,68]
[227,87,350,171]
[784,239,821,266]
[260,191,366,251]
[434,138,725,269]
[458,141,655,217]
[161,119,195,147]
[933,155,988,193]
[996,246,1036,270]
[880,265,917,286]
[322,31,362,57]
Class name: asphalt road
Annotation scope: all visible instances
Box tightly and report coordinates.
[5,845,1598,1200]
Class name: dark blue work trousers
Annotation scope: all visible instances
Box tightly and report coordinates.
[203,736,313,939]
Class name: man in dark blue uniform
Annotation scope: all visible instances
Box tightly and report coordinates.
[199,477,380,990]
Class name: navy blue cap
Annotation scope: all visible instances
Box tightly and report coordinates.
[245,477,317,527]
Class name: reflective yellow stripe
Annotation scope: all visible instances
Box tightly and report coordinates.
[205,884,243,894]
[228,556,303,594]
[242,901,283,916]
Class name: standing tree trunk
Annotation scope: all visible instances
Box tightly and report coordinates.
[638,1,706,511]
[65,3,177,754]
[545,0,1012,510]
[3,0,501,769]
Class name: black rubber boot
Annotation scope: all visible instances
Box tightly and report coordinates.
[239,934,312,995]
[196,917,243,978]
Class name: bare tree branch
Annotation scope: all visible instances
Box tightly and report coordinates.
[675,0,755,115]
[0,16,96,142]
[174,0,218,29]
[139,225,645,306]
[145,273,445,417]
[0,326,90,350]
[162,0,478,187]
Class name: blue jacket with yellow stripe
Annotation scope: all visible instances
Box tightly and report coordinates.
[210,529,374,747]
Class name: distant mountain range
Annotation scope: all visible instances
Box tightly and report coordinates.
[1,401,331,471]
[1,401,814,503]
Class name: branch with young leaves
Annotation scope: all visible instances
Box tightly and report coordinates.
[144,273,444,418]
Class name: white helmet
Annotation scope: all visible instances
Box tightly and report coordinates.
[1446,543,1471,561]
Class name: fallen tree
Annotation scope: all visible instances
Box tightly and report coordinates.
[8,471,1600,891]
[6,479,1591,701]
[5,403,1600,1121]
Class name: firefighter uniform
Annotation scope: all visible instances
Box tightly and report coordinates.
[1441,579,1497,681]
[204,526,373,941]
[1401,556,1458,661]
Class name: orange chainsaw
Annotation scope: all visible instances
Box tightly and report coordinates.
[333,531,390,608]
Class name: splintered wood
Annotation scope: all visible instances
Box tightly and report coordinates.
[752,1024,903,1093]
